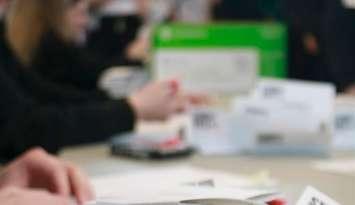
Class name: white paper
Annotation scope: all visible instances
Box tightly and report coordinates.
[313,159,355,176]
[92,166,277,204]
[296,186,340,205]
[153,49,258,94]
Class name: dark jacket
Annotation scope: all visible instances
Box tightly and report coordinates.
[322,0,355,92]
[33,16,143,92]
[0,26,135,161]
[282,0,355,92]
[32,31,120,91]
[86,15,143,67]
[281,0,331,84]
[213,0,282,21]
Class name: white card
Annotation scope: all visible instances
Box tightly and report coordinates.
[296,186,340,205]
[342,0,355,9]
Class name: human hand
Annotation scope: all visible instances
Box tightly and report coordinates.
[0,187,71,205]
[0,148,94,205]
[129,79,185,121]
[344,84,355,95]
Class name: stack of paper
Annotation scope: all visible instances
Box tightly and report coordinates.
[91,166,278,204]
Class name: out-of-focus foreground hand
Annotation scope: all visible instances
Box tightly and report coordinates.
[0,148,94,205]
[0,187,71,205]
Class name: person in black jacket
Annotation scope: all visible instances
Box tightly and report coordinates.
[0,57,133,160]
[281,0,355,93]
[280,0,330,83]
[0,0,188,160]
[87,0,146,66]
[0,42,185,160]
[3,0,136,91]
[322,0,355,93]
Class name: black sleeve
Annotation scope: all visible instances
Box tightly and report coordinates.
[0,69,135,160]
[85,15,143,67]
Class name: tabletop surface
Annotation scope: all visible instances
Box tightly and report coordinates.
[60,144,355,205]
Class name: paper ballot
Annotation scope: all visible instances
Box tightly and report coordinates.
[91,166,277,204]
[296,187,340,205]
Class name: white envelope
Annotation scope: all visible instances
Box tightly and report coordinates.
[232,78,336,156]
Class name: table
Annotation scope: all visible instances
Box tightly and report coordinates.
[60,144,355,205]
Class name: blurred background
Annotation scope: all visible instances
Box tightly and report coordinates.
[0,0,355,204]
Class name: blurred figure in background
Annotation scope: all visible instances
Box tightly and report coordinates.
[322,0,355,93]
[0,0,187,160]
[282,0,355,93]
[87,0,150,64]
[212,0,264,21]
[0,0,5,18]
[172,0,214,23]
[281,0,330,84]
[212,0,281,21]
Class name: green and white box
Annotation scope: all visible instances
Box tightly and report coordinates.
[152,23,287,95]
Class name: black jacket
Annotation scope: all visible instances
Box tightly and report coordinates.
[322,0,355,92]
[86,15,143,67]
[281,0,330,83]
[0,26,135,161]
[33,16,142,92]
[32,31,120,91]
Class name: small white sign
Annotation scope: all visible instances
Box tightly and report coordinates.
[342,0,355,9]
[187,108,238,155]
[296,186,340,205]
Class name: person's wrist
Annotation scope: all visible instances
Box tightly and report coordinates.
[128,95,144,120]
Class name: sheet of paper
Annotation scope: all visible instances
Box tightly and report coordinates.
[296,186,340,205]
[92,166,277,204]
[313,159,355,176]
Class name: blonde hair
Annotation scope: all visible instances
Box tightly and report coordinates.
[5,0,75,66]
